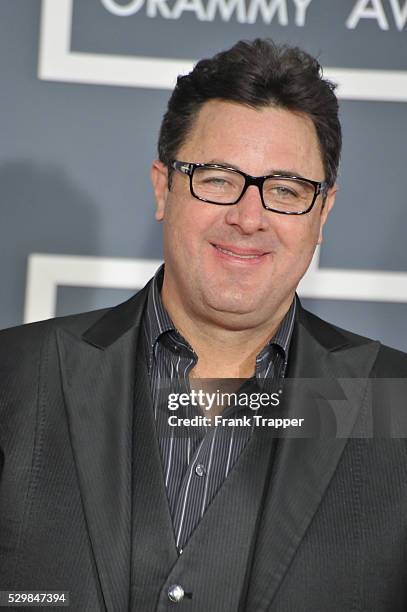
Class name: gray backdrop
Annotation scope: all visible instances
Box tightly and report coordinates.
[1,0,407,350]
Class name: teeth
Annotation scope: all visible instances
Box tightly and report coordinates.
[216,246,261,259]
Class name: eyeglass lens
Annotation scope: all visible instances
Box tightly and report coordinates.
[192,167,315,212]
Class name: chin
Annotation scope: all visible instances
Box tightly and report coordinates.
[205,305,267,332]
[203,292,259,317]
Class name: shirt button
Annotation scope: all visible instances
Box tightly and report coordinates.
[195,463,206,477]
[168,584,185,603]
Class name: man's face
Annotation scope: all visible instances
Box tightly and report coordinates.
[151,100,336,330]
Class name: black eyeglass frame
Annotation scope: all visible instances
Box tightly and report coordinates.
[170,160,328,215]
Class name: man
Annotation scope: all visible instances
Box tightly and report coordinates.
[1,39,407,611]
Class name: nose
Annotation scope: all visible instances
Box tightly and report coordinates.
[224,184,268,234]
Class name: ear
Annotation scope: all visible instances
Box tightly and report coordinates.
[317,184,337,245]
[151,160,169,221]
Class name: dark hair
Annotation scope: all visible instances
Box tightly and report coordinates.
[158,38,341,188]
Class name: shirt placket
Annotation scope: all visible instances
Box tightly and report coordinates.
[172,425,217,553]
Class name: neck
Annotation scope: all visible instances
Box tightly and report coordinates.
[161,285,293,379]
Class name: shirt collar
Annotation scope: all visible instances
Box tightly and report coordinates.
[144,264,174,348]
[256,298,296,362]
[143,263,296,370]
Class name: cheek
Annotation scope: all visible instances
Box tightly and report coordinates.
[181,201,223,243]
[275,216,320,258]
[163,197,212,258]
[273,216,301,241]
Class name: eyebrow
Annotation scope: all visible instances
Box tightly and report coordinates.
[205,159,305,178]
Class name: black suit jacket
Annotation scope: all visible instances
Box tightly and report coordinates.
[1,281,407,611]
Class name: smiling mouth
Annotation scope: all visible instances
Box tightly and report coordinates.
[212,244,268,260]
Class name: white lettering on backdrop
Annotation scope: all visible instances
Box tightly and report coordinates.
[101,0,407,29]
[101,0,313,25]
[347,0,407,31]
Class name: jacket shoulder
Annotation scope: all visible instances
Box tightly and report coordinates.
[0,309,112,393]
[372,343,407,377]
[0,308,110,351]
[299,306,376,349]
[300,306,407,375]
[0,282,150,356]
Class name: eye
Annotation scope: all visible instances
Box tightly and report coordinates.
[203,177,229,186]
[197,172,238,191]
[268,185,299,198]
[277,186,293,194]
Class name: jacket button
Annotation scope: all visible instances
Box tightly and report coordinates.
[168,584,185,603]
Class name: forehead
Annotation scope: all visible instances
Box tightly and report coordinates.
[178,100,324,178]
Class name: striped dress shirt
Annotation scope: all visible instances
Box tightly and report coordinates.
[142,264,295,553]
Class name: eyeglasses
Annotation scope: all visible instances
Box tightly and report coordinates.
[170,160,328,215]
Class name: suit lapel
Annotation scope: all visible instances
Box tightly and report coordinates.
[246,306,381,611]
[56,286,151,612]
